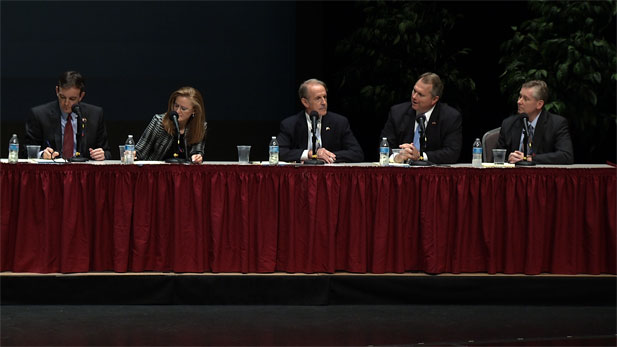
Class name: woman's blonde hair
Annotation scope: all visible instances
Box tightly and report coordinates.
[162,86,207,145]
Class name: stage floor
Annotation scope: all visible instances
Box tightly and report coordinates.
[2,272,615,345]
[2,304,616,346]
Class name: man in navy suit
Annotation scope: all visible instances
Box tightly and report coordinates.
[24,71,111,160]
[380,72,462,164]
[277,79,363,163]
[496,80,573,164]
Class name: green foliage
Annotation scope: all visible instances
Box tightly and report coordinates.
[499,0,616,159]
[334,1,476,117]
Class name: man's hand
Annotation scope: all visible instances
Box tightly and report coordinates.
[395,143,421,162]
[42,147,60,159]
[508,150,531,163]
[89,148,106,161]
[309,148,336,164]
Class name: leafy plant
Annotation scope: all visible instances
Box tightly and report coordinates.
[334,0,476,117]
[499,0,616,162]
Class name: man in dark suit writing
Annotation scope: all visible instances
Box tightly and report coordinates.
[380,72,462,164]
[24,71,111,160]
[277,79,363,163]
[496,80,573,164]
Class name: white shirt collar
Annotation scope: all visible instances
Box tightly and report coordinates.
[415,105,436,129]
[305,112,322,130]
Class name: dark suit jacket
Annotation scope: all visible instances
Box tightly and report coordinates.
[380,101,462,164]
[277,110,364,162]
[24,100,112,159]
[496,109,573,164]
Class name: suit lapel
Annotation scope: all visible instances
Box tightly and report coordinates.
[294,111,309,149]
[425,103,441,147]
[402,106,415,144]
[531,109,547,153]
[52,102,63,150]
[321,113,333,147]
[510,119,524,153]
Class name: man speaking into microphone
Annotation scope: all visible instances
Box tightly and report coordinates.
[380,72,462,164]
[277,79,364,163]
[496,80,573,164]
[24,71,111,160]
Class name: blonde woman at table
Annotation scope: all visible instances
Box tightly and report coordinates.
[135,86,207,163]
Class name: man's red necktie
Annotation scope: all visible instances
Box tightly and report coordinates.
[63,114,74,159]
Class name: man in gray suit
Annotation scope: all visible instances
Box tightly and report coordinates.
[496,80,573,164]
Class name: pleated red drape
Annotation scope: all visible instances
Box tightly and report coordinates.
[1,163,614,274]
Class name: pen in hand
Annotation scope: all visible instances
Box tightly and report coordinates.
[44,140,59,159]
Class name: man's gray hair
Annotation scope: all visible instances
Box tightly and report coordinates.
[522,80,549,102]
[298,79,327,100]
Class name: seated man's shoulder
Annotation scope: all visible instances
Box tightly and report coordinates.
[545,111,568,124]
[500,113,520,126]
[390,101,412,113]
[80,102,103,113]
[325,111,353,125]
[31,100,57,114]
[325,110,345,118]
[438,102,462,117]
[280,112,302,125]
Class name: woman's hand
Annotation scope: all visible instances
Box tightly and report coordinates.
[191,153,203,164]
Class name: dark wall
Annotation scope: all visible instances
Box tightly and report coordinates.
[1,1,297,160]
[2,1,614,162]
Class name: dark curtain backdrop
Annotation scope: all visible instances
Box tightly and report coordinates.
[2,1,614,162]
[1,1,299,160]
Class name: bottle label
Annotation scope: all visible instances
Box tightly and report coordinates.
[379,147,389,155]
[9,144,18,151]
[125,144,135,151]
[473,147,482,154]
[269,146,279,153]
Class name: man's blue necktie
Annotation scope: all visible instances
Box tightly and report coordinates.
[413,114,424,151]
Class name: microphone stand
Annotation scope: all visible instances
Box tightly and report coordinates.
[165,140,186,163]
[409,116,434,166]
[166,114,187,164]
[70,113,88,162]
[516,116,536,167]
[304,114,324,165]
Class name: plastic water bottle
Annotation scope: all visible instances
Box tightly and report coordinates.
[379,137,390,166]
[269,136,279,165]
[124,135,135,164]
[472,138,482,168]
[8,134,19,164]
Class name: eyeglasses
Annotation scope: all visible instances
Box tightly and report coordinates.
[173,103,193,112]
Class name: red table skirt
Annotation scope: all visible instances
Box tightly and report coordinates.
[1,163,615,274]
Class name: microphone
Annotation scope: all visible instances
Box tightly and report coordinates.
[310,111,318,156]
[165,111,187,163]
[516,113,536,166]
[520,113,530,138]
[169,111,181,135]
[71,103,82,118]
[416,114,427,152]
[304,110,324,165]
[68,103,88,161]
[310,111,318,135]
[409,114,433,166]
[520,113,531,157]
